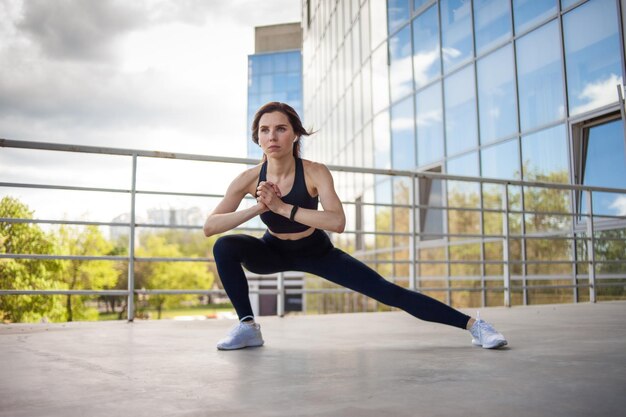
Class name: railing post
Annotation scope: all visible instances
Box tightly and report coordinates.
[586,190,597,303]
[502,184,511,307]
[127,153,138,321]
[409,174,417,291]
[277,272,285,317]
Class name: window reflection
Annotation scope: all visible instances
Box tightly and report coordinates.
[414,0,432,12]
[440,0,473,73]
[419,166,444,240]
[561,0,583,9]
[371,44,390,114]
[388,0,411,34]
[521,124,568,182]
[373,110,391,169]
[516,20,565,132]
[370,0,389,48]
[447,152,480,209]
[445,65,478,156]
[481,139,522,212]
[473,0,512,54]
[477,44,517,144]
[521,124,572,231]
[391,96,416,169]
[389,25,414,102]
[412,4,441,89]
[581,119,626,216]
[513,0,557,35]
[416,82,444,165]
[563,0,623,117]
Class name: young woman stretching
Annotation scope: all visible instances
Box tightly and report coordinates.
[203,102,507,350]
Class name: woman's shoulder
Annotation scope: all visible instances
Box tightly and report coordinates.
[301,158,333,189]
[230,163,264,192]
[301,158,329,174]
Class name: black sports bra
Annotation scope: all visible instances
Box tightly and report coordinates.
[258,157,319,233]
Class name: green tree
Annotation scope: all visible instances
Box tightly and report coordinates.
[135,234,213,319]
[0,196,65,323]
[55,225,120,321]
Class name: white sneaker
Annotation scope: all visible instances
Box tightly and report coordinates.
[469,314,507,349]
[216,321,264,350]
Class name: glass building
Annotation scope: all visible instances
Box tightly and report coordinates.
[301,0,626,307]
[247,23,304,160]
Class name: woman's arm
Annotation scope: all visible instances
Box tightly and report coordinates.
[203,169,266,237]
[256,162,346,233]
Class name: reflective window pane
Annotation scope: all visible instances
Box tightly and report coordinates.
[388,0,411,33]
[444,65,477,156]
[481,139,520,179]
[373,110,391,169]
[473,0,512,55]
[371,43,390,114]
[521,124,568,182]
[563,0,623,117]
[391,96,416,169]
[582,119,626,215]
[441,0,473,73]
[412,4,441,89]
[389,25,413,102]
[561,0,582,9]
[419,167,444,240]
[448,151,479,176]
[414,0,431,11]
[477,44,518,144]
[516,20,565,132]
[447,152,480,208]
[370,0,389,47]
[513,0,558,34]
[416,82,444,166]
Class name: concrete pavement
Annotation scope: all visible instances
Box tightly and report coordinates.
[1,301,625,417]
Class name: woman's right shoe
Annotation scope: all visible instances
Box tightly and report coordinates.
[216,321,265,350]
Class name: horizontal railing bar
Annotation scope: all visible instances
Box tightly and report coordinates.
[136,190,224,198]
[0,138,260,165]
[6,281,625,297]
[0,290,129,296]
[0,218,129,227]
[0,181,129,194]
[0,254,127,261]
[3,138,626,194]
[135,257,211,263]
[3,253,622,268]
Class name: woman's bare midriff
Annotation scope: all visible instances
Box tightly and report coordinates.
[268,227,315,240]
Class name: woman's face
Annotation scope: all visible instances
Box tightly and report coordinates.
[257,111,297,158]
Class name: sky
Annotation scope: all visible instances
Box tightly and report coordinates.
[0,0,301,224]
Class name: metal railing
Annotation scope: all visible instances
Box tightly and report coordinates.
[1,138,625,321]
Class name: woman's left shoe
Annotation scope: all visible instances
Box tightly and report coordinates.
[469,318,508,349]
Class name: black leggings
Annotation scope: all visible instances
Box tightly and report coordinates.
[213,229,470,330]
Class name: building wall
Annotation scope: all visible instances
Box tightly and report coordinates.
[302,0,626,307]
[247,24,304,160]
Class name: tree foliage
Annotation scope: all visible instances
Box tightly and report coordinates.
[55,224,120,321]
[135,234,213,319]
[0,196,65,322]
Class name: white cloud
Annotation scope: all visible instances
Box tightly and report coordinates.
[608,195,626,216]
[571,73,623,116]
[0,0,301,221]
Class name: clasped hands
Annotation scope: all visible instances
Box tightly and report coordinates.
[256,181,285,214]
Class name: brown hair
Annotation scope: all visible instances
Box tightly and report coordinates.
[251,102,314,159]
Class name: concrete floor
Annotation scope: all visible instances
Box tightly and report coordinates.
[1,301,625,417]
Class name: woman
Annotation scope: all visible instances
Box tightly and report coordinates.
[203,102,507,351]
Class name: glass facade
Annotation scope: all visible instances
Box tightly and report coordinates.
[302,0,625,308]
[247,50,303,159]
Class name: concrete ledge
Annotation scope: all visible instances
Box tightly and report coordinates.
[1,302,626,417]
